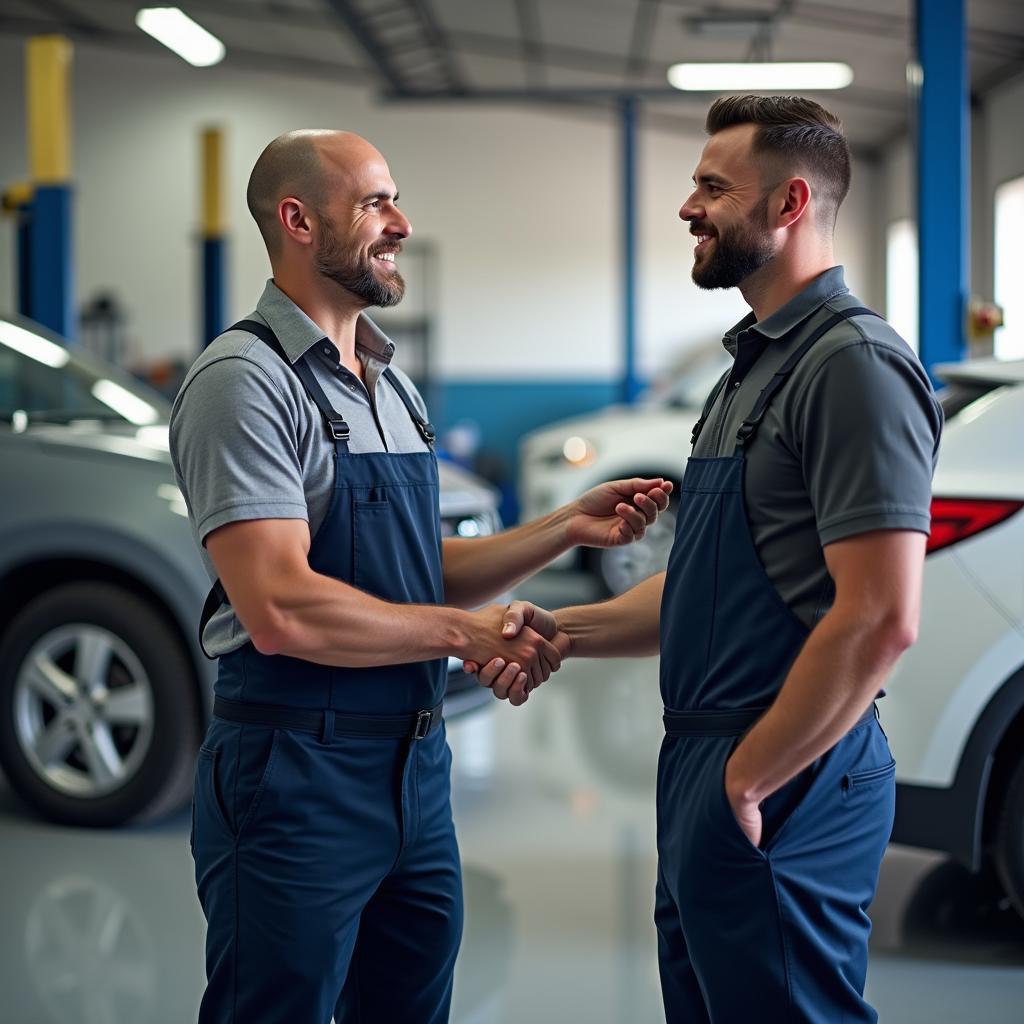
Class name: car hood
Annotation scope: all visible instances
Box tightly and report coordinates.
[21,420,175,465]
[521,401,698,456]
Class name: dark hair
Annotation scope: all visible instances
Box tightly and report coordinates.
[705,95,851,227]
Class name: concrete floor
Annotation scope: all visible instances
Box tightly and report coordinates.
[1,573,1023,1023]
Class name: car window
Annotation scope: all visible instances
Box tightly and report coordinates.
[0,321,170,425]
[0,346,122,420]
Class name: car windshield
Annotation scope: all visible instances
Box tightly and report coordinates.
[936,380,1009,421]
[645,348,731,410]
[0,318,170,426]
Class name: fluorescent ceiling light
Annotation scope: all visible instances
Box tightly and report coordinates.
[135,7,225,67]
[668,62,853,92]
[0,321,70,367]
[91,379,160,425]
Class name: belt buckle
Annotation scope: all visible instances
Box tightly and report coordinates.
[412,709,433,740]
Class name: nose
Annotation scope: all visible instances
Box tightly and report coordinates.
[678,192,702,223]
[388,205,412,239]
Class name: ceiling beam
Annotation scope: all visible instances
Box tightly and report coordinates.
[626,0,661,79]
[513,0,546,88]
[323,0,464,95]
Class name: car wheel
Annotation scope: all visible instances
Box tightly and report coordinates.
[0,582,201,827]
[994,753,1024,920]
[595,490,679,595]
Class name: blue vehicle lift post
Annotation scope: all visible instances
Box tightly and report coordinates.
[621,96,641,405]
[20,35,75,341]
[201,127,228,348]
[915,0,969,377]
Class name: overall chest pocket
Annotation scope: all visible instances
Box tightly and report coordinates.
[352,491,443,606]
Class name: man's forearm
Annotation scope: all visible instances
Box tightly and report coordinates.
[557,571,665,658]
[245,570,563,683]
[442,508,572,607]
[248,567,475,667]
[726,607,913,805]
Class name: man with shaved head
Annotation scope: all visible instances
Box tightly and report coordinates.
[169,130,672,1022]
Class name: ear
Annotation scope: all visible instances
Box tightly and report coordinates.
[773,177,812,230]
[277,197,314,248]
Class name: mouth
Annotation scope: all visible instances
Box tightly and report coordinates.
[372,249,399,270]
[692,232,715,256]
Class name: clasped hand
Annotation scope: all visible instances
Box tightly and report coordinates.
[462,477,673,707]
[460,603,564,701]
[463,601,566,707]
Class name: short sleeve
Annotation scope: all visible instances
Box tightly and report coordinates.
[793,341,943,547]
[169,356,309,544]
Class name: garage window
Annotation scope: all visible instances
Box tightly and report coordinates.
[886,218,919,354]
[995,175,1024,360]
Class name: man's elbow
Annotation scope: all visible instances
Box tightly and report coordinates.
[875,608,918,659]
[247,607,300,657]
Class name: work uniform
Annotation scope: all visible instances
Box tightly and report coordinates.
[169,282,461,1024]
[654,267,942,1022]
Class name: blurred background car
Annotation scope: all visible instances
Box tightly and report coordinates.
[518,344,729,595]
[0,314,502,827]
[887,357,1024,920]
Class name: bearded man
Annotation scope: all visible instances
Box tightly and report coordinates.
[472,97,943,1023]
[170,129,672,1023]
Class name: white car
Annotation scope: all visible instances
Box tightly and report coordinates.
[887,357,1024,919]
[518,347,729,594]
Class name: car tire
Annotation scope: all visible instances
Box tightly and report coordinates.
[994,753,1024,920]
[593,484,679,596]
[0,582,201,827]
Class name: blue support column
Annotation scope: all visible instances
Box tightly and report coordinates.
[915,0,969,377]
[621,97,641,404]
[25,185,75,338]
[200,127,227,347]
[202,236,227,345]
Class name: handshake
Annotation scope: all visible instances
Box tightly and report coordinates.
[460,601,567,707]
[450,475,674,705]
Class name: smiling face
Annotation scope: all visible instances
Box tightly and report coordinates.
[679,123,780,290]
[311,135,411,308]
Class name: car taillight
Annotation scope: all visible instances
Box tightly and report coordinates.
[927,498,1024,555]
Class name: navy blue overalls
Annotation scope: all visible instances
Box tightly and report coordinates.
[654,308,896,1023]
[191,321,462,1024]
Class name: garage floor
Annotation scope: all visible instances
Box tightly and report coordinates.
[1,574,1023,1024]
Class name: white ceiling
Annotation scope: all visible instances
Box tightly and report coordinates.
[3,0,1023,152]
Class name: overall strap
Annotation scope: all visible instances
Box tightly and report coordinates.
[733,306,881,452]
[690,368,732,448]
[382,366,436,447]
[230,319,352,453]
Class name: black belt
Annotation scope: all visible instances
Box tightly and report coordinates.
[663,702,877,738]
[213,696,444,741]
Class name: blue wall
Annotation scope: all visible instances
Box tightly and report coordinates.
[435,378,623,522]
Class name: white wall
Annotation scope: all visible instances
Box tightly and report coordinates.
[0,36,878,381]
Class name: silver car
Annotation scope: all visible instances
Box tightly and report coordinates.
[0,315,500,827]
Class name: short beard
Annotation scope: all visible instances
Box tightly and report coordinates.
[314,215,405,308]
[692,194,776,291]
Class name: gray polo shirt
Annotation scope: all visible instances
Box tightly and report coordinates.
[169,280,431,655]
[691,266,943,629]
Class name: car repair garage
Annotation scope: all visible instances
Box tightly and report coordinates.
[0,2,1023,1022]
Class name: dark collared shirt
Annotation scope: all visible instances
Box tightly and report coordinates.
[691,266,942,628]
